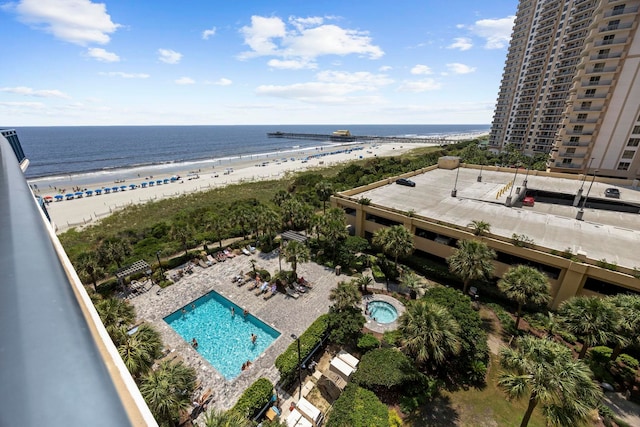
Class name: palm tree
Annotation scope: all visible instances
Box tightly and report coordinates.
[447,239,496,295]
[140,360,197,427]
[497,265,551,330]
[315,181,334,213]
[399,300,461,366]
[170,223,194,257]
[76,252,104,291]
[400,271,422,298]
[468,220,491,236]
[559,295,619,359]
[95,297,135,340]
[118,324,162,379]
[372,225,414,271]
[608,294,640,361]
[283,240,310,278]
[206,214,228,249]
[203,409,252,427]
[329,281,361,312]
[99,239,130,269]
[355,274,373,294]
[499,336,603,427]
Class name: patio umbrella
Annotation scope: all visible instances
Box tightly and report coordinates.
[156,180,162,185]
[129,184,136,189]
[65,193,74,199]
[54,195,64,201]
[44,196,53,200]
[85,190,93,196]
[148,181,154,186]
[163,178,169,184]
[95,189,102,194]
[75,192,84,197]
[104,188,111,193]
[141,182,147,187]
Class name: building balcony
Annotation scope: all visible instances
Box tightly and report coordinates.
[585,65,618,74]
[558,152,587,158]
[565,130,594,135]
[554,162,582,168]
[594,37,628,47]
[599,22,634,33]
[589,51,623,60]
[561,141,591,147]
[582,79,613,86]
[604,5,639,18]
[577,93,607,99]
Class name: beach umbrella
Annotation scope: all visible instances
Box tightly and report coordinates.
[85,190,93,196]
[74,192,84,197]
[129,184,136,189]
[44,196,53,200]
[163,178,169,184]
[111,186,119,192]
[54,195,64,201]
[148,181,154,186]
[120,185,127,190]
[65,193,74,199]
[95,189,102,195]
[141,182,147,187]
[104,188,111,193]
[156,180,162,185]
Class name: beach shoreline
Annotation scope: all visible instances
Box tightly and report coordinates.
[35,132,487,233]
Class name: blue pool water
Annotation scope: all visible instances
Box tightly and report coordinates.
[368,301,398,324]
[164,291,280,380]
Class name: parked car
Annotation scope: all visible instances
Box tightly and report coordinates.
[604,188,620,198]
[396,178,416,187]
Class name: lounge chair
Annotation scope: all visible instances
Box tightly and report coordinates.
[198,260,209,268]
[294,284,307,293]
[255,283,269,296]
[207,254,217,264]
[263,287,277,300]
[223,248,236,258]
[285,287,300,299]
[247,280,259,291]
[242,247,251,256]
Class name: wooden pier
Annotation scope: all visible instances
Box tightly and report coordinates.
[267,131,459,145]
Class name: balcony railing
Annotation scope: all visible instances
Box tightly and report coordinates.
[554,162,582,168]
[599,22,633,32]
[559,152,587,158]
[604,5,639,17]
[0,133,157,426]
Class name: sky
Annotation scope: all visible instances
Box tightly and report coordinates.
[1,0,518,126]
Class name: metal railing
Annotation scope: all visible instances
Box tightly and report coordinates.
[0,134,157,426]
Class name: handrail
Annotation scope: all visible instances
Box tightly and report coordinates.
[0,133,157,426]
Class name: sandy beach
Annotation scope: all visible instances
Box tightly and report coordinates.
[33,133,486,232]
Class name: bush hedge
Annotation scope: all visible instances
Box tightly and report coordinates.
[326,383,390,427]
[357,333,380,353]
[275,314,329,387]
[231,377,274,419]
[352,348,421,391]
[371,264,386,282]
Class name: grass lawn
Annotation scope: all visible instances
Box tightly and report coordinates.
[407,353,547,427]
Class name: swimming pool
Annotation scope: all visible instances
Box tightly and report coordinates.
[164,290,280,380]
[368,300,398,324]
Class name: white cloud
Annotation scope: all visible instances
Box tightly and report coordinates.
[447,37,473,51]
[87,47,119,62]
[239,15,383,62]
[175,77,195,85]
[411,64,433,75]
[267,58,317,70]
[202,26,216,40]
[99,71,150,79]
[447,62,476,74]
[1,86,70,98]
[397,79,442,92]
[255,70,391,104]
[212,78,232,86]
[468,16,515,49]
[0,101,46,109]
[10,0,120,45]
[158,49,182,64]
[379,65,392,72]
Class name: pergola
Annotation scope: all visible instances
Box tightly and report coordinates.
[281,230,308,244]
[115,260,152,286]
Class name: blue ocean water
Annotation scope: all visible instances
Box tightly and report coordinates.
[15,124,489,180]
[165,290,280,380]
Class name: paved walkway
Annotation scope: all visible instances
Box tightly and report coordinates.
[129,250,346,415]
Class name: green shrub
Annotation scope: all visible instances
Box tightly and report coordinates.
[382,330,402,347]
[618,354,639,370]
[357,333,380,353]
[256,269,271,282]
[589,346,613,364]
[371,264,385,282]
[352,348,421,390]
[275,314,329,387]
[231,378,273,419]
[487,302,516,336]
[398,376,440,413]
[326,384,389,427]
[388,409,403,427]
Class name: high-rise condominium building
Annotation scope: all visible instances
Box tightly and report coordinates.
[489,0,640,180]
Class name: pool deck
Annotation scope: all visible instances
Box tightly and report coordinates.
[361,294,406,334]
[129,250,345,412]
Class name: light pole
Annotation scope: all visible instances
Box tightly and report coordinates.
[576,170,598,220]
[451,166,461,197]
[505,166,519,207]
[579,157,595,192]
[477,164,484,182]
[156,250,163,278]
[291,334,302,399]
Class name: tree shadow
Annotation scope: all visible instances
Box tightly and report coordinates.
[405,395,460,427]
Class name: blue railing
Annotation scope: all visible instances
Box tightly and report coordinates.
[0,133,156,426]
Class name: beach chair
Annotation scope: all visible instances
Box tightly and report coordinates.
[198,259,209,268]
[207,254,217,264]
[285,287,300,299]
[223,248,236,258]
[247,280,259,291]
[242,247,251,256]
[255,284,268,296]
[263,288,277,300]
